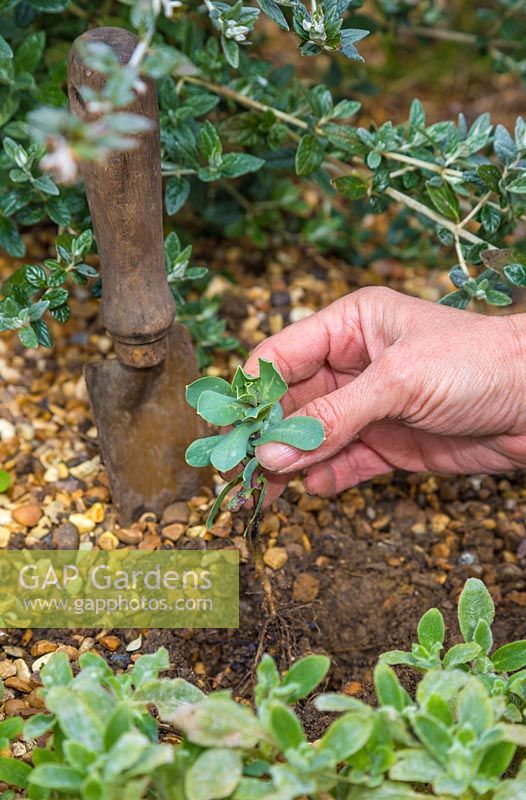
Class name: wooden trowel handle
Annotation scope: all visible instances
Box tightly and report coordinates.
[68,27,175,368]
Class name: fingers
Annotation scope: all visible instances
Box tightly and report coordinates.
[255,357,400,474]
[244,292,370,386]
[304,442,394,496]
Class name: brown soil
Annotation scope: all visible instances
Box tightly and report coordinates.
[2,236,526,739]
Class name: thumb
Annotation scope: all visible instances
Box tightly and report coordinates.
[256,356,402,474]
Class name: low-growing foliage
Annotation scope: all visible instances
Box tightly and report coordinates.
[1,579,526,797]
[185,357,324,529]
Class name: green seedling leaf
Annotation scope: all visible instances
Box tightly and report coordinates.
[443,642,482,669]
[0,470,10,492]
[268,702,305,750]
[256,416,324,450]
[318,713,373,761]
[458,578,495,642]
[457,679,493,735]
[186,748,243,800]
[417,608,445,651]
[474,619,493,654]
[135,678,205,718]
[0,757,32,788]
[281,654,330,701]
[374,663,409,712]
[257,359,288,403]
[389,749,444,783]
[492,641,526,673]
[29,764,83,792]
[169,695,265,748]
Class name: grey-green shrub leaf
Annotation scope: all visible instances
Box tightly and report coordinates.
[295,134,324,176]
[256,416,324,450]
[458,578,495,642]
[504,264,526,287]
[185,434,224,468]
[186,748,243,800]
[492,641,526,673]
[257,359,288,403]
[417,608,445,651]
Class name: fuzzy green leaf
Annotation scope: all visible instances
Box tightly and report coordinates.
[319,713,373,761]
[186,376,233,409]
[185,435,224,467]
[492,641,526,673]
[417,608,445,651]
[281,654,330,700]
[186,748,243,800]
[458,578,495,642]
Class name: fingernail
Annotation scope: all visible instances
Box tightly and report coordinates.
[256,443,298,472]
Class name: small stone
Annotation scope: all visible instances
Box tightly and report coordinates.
[69,513,95,535]
[99,635,121,652]
[508,591,526,606]
[31,641,57,658]
[372,515,390,531]
[0,510,12,525]
[4,677,32,693]
[162,523,185,542]
[14,659,30,681]
[56,645,79,661]
[343,681,362,696]
[69,456,101,481]
[298,495,325,512]
[98,531,119,550]
[292,573,320,602]
[260,513,280,535]
[0,527,10,548]
[85,503,105,524]
[3,699,27,717]
[0,661,16,679]
[116,526,143,545]
[270,290,290,307]
[162,502,189,525]
[411,522,426,535]
[86,485,110,503]
[263,546,288,570]
[0,420,15,442]
[126,635,142,652]
[187,525,207,539]
[52,523,79,550]
[12,504,42,528]
[431,514,450,534]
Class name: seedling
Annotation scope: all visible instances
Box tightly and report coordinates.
[185,358,324,532]
[1,580,526,798]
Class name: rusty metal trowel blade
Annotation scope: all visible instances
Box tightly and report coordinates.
[85,323,207,526]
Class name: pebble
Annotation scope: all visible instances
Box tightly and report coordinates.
[0,510,12,525]
[98,531,119,550]
[162,502,189,525]
[116,526,143,545]
[162,523,185,542]
[292,573,320,603]
[99,635,121,652]
[0,661,16,679]
[508,591,526,606]
[0,527,10,548]
[12,504,42,527]
[263,547,288,570]
[0,420,16,442]
[85,503,105,524]
[4,677,32,693]
[431,514,450,534]
[69,513,95,535]
[52,523,80,550]
[4,699,27,717]
[31,641,58,658]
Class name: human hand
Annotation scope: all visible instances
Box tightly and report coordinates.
[244,287,526,502]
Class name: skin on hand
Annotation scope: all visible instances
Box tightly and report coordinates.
[244,287,526,505]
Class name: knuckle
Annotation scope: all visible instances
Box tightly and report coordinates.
[304,395,340,442]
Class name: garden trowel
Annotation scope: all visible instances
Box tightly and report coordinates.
[68,27,206,526]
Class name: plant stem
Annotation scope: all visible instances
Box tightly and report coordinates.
[403,24,521,51]
[459,191,492,229]
[182,76,494,249]
[246,484,277,617]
